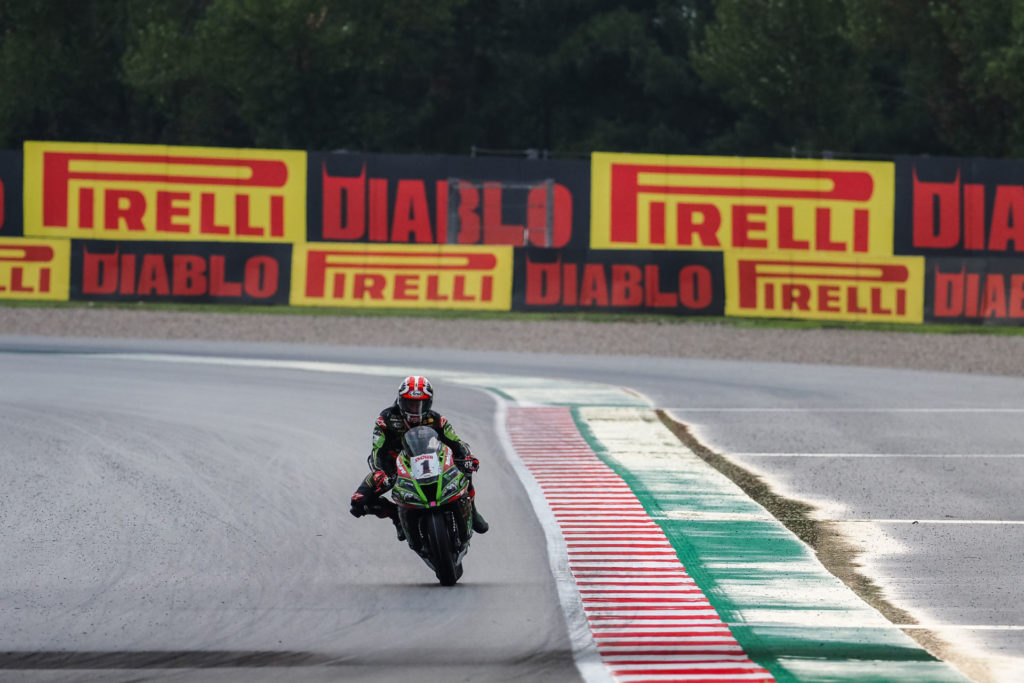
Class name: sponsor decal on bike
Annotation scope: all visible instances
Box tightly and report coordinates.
[0,237,69,301]
[591,152,894,254]
[24,141,306,242]
[292,243,513,309]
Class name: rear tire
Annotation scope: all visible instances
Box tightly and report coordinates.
[426,510,459,586]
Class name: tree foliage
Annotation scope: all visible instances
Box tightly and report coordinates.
[0,0,1021,158]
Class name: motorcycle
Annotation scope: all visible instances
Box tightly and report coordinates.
[390,425,474,586]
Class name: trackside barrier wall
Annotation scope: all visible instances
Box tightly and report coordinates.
[1,140,1022,324]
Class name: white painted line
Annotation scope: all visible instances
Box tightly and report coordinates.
[492,400,614,683]
[835,519,1024,525]
[895,624,1024,630]
[731,452,1024,458]
[665,407,1024,413]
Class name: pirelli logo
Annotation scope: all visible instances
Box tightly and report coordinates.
[0,238,70,301]
[592,152,895,255]
[24,141,306,242]
[726,255,924,322]
[292,245,513,310]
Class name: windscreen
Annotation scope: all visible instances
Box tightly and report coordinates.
[404,426,442,480]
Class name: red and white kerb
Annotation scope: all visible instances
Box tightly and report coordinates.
[508,406,774,683]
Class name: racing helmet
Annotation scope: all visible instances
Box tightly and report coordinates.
[397,375,433,425]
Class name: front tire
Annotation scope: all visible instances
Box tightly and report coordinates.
[426,510,459,586]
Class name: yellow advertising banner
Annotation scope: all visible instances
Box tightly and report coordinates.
[291,244,513,310]
[725,252,925,323]
[24,141,306,243]
[592,152,895,256]
[0,237,70,301]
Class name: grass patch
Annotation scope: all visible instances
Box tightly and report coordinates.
[3,299,1024,336]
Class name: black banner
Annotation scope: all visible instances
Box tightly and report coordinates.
[70,241,291,304]
[926,256,1024,324]
[307,151,590,250]
[896,156,1024,256]
[513,248,725,315]
[0,151,23,237]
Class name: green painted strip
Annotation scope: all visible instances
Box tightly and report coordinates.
[570,405,971,683]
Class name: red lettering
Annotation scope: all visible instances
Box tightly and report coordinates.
[782,284,811,311]
[322,164,365,240]
[649,202,665,244]
[847,287,868,314]
[244,256,278,298]
[452,275,474,301]
[355,273,386,299]
[678,266,712,309]
[394,274,419,300]
[82,249,118,294]
[732,206,768,248]
[137,254,170,296]
[120,253,136,294]
[157,191,190,233]
[965,273,980,316]
[209,255,242,296]
[426,275,447,300]
[819,285,841,312]
[200,193,229,234]
[392,180,433,243]
[1011,275,1024,317]
[777,207,808,249]
[853,209,869,253]
[963,184,986,250]
[236,195,262,236]
[980,274,1007,317]
[104,190,146,231]
[525,183,572,248]
[456,185,481,243]
[677,204,721,247]
[10,268,32,292]
[870,288,892,315]
[579,264,609,306]
[933,268,964,317]
[368,179,389,242]
[913,171,960,248]
[483,182,524,245]
[78,187,94,228]
[172,255,206,295]
[525,259,561,305]
[815,207,844,251]
[988,186,1024,251]
[644,264,675,307]
[611,265,643,306]
[269,195,284,238]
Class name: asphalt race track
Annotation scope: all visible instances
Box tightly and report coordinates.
[2,335,1022,682]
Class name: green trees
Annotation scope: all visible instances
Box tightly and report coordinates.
[0,0,1021,158]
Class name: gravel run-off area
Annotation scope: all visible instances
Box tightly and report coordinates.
[2,307,1024,378]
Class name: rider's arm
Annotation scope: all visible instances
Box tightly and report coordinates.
[367,415,390,471]
[436,415,471,459]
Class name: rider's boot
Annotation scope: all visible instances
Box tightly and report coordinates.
[471,502,489,534]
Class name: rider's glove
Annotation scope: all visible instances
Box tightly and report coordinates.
[369,470,392,493]
[456,455,480,474]
[349,493,367,518]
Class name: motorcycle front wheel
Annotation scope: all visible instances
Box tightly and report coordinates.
[426,509,459,586]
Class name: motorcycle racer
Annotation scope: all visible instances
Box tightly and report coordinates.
[349,375,489,539]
